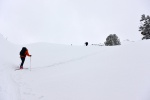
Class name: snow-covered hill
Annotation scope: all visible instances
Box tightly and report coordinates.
[0,35,150,100]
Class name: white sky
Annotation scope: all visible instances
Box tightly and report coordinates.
[0,0,149,45]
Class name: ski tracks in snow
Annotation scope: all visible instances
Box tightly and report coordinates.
[0,64,20,100]
[12,71,45,100]
[33,50,101,70]
[0,63,44,100]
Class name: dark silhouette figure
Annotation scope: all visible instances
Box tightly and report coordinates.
[85,42,88,46]
[20,47,31,69]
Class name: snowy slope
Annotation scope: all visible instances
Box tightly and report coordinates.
[0,35,150,100]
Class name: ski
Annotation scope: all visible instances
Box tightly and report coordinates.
[15,68,29,71]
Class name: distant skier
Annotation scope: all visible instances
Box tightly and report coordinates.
[20,47,31,69]
[85,42,88,46]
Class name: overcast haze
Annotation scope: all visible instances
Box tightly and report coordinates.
[0,0,149,45]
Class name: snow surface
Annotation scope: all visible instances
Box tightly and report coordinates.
[0,35,150,100]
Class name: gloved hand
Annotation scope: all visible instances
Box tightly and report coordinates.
[30,55,32,57]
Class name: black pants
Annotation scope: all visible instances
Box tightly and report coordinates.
[20,57,25,67]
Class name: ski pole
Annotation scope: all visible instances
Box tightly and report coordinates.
[30,57,31,71]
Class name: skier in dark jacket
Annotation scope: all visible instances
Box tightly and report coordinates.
[20,47,31,69]
[85,42,88,46]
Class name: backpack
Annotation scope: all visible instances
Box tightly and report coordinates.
[20,47,27,56]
